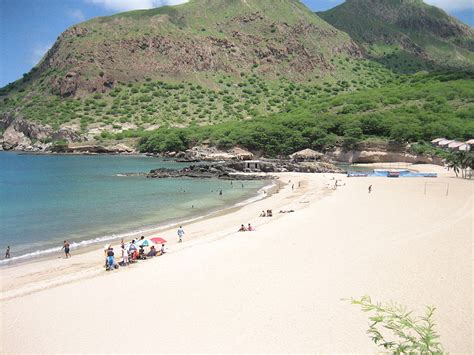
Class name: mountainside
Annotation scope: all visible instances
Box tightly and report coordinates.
[3,0,402,145]
[7,0,362,98]
[319,0,474,73]
[0,0,472,154]
[138,71,474,156]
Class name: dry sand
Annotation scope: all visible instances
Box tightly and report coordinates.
[0,164,472,353]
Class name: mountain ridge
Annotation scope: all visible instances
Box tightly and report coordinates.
[318,0,474,73]
[27,0,361,98]
[0,0,472,154]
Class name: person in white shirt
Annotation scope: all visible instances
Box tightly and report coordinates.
[177,226,185,243]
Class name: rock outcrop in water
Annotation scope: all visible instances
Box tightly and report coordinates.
[146,160,342,180]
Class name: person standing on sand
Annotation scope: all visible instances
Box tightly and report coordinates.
[368,185,372,194]
[5,246,10,259]
[121,245,129,265]
[62,240,71,258]
[177,226,185,243]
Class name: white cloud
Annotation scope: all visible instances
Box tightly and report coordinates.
[424,0,474,12]
[67,9,86,21]
[31,43,53,65]
[85,0,189,12]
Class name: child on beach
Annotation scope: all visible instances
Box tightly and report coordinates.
[247,223,255,231]
[238,224,248,232]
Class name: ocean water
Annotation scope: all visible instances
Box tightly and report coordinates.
[0,152,268,264]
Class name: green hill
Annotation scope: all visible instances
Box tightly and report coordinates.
[0,0,472,154]
[2,0,402,138]
[319,0,474,73]
[138,71,474,155]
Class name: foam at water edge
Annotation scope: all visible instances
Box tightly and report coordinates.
[0,180,274,266]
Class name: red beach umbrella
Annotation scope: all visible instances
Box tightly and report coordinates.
[150,237,167,244]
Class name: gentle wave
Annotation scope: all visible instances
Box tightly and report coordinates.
[0,180,274,266]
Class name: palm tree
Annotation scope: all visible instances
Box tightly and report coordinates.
[446,153,460,177]
[446,151,474,179]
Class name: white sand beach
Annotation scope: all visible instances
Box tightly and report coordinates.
[0,164,472,353]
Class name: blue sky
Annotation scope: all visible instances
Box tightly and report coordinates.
[0,0,473,87]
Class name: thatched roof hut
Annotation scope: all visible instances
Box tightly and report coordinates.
[290,148,324,162]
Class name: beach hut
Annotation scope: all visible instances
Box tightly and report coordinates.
[431,138,445,146]
[458,144,470,151]
[448,141,465,150]
[438,139,454,149]
[244,160,262,170]
[290,148,324,162]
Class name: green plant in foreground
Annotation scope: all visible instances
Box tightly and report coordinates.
[347,295,444,354]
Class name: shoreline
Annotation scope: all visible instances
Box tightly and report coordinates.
[1,164,472,352]
[0,177,278,268]
[0,174,295,300]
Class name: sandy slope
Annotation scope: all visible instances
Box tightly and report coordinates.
[0,165,472,353]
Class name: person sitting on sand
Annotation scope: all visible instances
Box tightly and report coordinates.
[260,210,266,217]
[238,224,247,232]
[138,246,147,260]
[106,248,116,270]
[247,223,255,231]
[130,249,139,262]
[160,244,167,254]
[128,241,138,260]
[147,246,157,257]
[267,210,273,217]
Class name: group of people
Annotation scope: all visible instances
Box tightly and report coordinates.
[105,236,167,271]
[260,210,273,217]
[238,223,255,232]
[104,226,187,271]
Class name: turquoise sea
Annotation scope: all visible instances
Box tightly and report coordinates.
[0,152,267,264]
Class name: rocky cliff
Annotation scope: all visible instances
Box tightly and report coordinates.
[327,141,443,165]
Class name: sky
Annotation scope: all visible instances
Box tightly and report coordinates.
[0,0,473,87]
